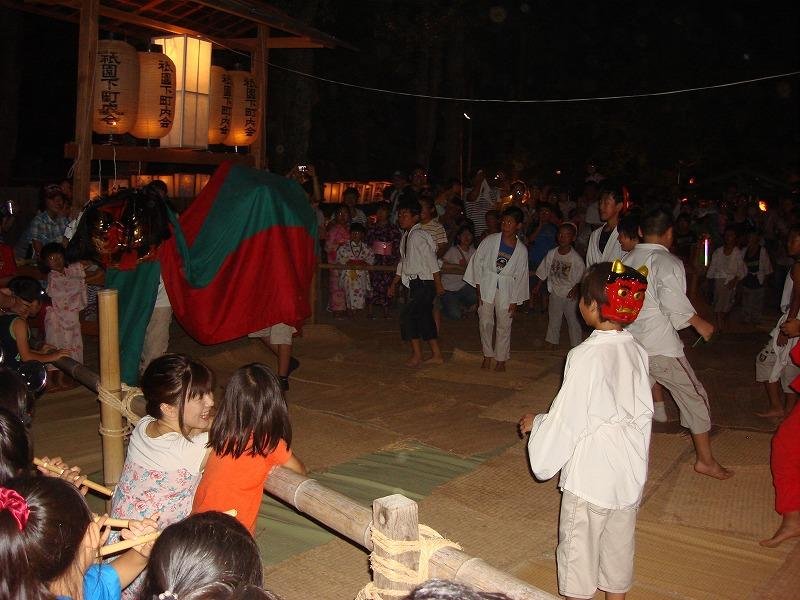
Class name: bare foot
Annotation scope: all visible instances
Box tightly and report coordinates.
[481,357,492,369]
[694,461,734,480]
[755,409,785,419]
[405,357,422,368]
[494,361,506,372]
[424,356,444,365]
[760,512,800,548]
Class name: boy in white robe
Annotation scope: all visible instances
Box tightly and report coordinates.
[463,206,529,372]
[520,261,651,600]
[585,183,625,267]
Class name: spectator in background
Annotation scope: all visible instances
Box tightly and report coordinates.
[366,203,401,319]
[16,184,69,260]
[465,168,500,239]
[434,178,462,218]
[389,170,417,225]
[342,187,367,225]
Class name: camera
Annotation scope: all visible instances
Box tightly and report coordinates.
[298,165,308,173]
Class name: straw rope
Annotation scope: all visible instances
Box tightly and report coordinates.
[96,383,143,438]
[355,524,462,600]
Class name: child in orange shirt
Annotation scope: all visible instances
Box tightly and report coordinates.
[192,363,306,534]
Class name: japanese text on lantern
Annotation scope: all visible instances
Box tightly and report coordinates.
[158,59,175,128]
[99,51,122,124]
[219,73,232,135]
[244,77,257,137]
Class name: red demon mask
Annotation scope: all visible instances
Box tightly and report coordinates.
[601,260,648,324]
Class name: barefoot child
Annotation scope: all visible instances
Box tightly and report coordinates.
[464,206,529,371]
[519,261,652,600]
[192,363,307,534]
[706,226,746,333]
[387,200,445,367]
[534,223,585,348]
[624,207,732,480]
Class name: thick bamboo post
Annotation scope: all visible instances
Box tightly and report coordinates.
[98,290,124,500]
[265,467,373,549]
[372,495,420,595]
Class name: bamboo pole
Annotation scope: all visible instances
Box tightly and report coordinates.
[265,467,373,549]
[33,458,114,496]
[98,290,124,503]
[372,495,420,595]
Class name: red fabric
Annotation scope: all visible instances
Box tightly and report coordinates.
[159,226,315,344]
[0,244,16,278]
[771,403,800,514]
[173,161,233,246]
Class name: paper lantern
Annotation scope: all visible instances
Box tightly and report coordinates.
[152,35,211,149]
[93,39,139,135]
[89,181,103,200]
[130,48,176,140]
[208,66,232,144]
[224,70,260,147]
[130,174,153,189]
[195,174,211,196]
[175,173,196,198]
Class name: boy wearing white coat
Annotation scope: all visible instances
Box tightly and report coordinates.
[464,206,529,372]
[519,261,652,600]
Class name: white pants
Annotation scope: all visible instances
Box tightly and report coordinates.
[478,300,513,362]
[546,294,582,347]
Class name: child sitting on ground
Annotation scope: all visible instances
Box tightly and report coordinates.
[534,223,585,348]
[0,276,69,373]
[0,476,158,600]
[192,363,306,534]
[464,206,529,371]
[519,261,652,600]
[388,200,445,367]
[336,222,375,318]
[706,226,746,333]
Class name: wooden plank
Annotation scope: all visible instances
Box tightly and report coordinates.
[372,495,420,595]
[227,37,325,50]
[64,142,255,166]
[73,0,98,209]
[251,24,268,170]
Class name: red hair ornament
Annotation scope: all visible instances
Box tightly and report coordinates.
[601,260,648,324]
[0,487,30,531]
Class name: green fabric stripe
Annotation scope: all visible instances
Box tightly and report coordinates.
[256,443,485,566]
[183,166,318,287]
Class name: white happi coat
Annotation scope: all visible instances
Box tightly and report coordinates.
[463,233,530,307]
[586,224,623,267]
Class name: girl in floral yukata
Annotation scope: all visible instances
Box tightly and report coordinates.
[109,354,214,599]
[336,222,375,317]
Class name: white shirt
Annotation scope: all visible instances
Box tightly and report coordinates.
[535,247,585,298]
[463,232,529,307]
[707,246,746,283]
[441,245,475,292]
[528,329,653,509]
[126,416,208,473]
[586,224,622,267]
[396,223,439,287]
[623,243,696,357]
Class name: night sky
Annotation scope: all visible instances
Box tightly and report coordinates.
[10,1,800,190]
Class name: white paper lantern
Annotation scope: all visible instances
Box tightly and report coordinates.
[208,66,232,145]
[224,70,260,147]
[152,35,211,149]
[93,40,139,135]
[131,49,176,140]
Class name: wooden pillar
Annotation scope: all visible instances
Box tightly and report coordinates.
[98,289,124,504]
[252,25,270,170]
[72,0,99,212]
[372,494,420,595]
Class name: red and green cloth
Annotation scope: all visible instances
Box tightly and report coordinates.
[108,162,318,383]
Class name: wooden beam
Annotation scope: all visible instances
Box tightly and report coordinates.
[64,142,255,166]
[227,36,324,50]
[73,0,98,209]
[251,25,268,170]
